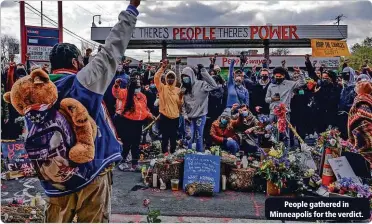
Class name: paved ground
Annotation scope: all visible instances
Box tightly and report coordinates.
[1,169,268,220]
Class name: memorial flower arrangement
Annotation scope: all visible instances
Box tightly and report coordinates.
[273,103,287,133]
[257,143,295,189]
[317,127,342,149]
[327,178,372,208]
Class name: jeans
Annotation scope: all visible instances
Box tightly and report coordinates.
[224,139,240,154]
[185,115,206,152]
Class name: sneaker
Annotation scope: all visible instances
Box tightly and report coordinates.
[118,163,131,171]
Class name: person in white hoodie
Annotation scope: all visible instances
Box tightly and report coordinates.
[181,64,218,152]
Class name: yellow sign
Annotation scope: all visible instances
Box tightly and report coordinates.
[311,39,351,57]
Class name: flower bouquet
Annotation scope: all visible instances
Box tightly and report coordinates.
[317,127,342,150]
[257,143,295,195]
[327,178,372,209]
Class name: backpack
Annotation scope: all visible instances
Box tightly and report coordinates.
[24,107,91,191]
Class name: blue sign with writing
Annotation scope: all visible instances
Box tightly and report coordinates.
[1,141,34,173]
[26,26,60,62]
[183,154,220,192]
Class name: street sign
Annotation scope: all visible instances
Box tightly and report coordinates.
[25,26,60,62]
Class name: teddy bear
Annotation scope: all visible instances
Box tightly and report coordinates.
[3,69,97,164]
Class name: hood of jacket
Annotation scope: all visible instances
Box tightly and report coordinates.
[342,67,356,84]
[165,70,177,88]
[181,67,196,86]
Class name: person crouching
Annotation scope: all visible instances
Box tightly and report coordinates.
[210,109,242,154]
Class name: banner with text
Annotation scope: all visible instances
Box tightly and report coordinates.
[92,25,348,41]
[311,39,351,57]
[187,56,340,68]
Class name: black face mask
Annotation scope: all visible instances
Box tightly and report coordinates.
[16,68,27,77]
[261,76,268,81]
[275,78,284,84]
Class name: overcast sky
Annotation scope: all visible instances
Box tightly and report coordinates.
[1,1,372,61]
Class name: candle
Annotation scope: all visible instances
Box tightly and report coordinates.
[153,174,158,188]
[222,175,227,191]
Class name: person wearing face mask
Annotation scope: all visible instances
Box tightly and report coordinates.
[265,67,306,116]
[181,64,218,152]
[104,65,130,118]
[210,108,242,154]
[205,74,227,148]
[39,1,141,222]
[265,66,306,148]
[348,80,372,165]
[337,67,357,138]
[313,70,342,133]
[113,73,154,171]
[226,59,249,108]
[251,68,271,116]
[154,60,183,154]
[290,67,312,143]
[232,104,262,154]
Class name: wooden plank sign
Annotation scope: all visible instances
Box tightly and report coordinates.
[183,154,221,192]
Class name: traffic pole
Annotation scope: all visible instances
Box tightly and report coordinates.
[58,1,63,43]
[20,1,26,64]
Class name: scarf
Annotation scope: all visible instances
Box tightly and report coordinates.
[6,62,16,92]
[348,94,372,164]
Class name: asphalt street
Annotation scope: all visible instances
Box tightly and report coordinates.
[1,169,267,220]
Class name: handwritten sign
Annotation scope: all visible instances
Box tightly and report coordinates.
[1,141,34,174]
[183,154,220,192]
[328,156,361,184]
[311,39,351,57]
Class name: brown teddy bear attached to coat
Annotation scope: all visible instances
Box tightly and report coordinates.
[3,69,97,164]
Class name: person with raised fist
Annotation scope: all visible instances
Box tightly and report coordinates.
[181,63,218,152]
[154,59,183,153]
[38,0,141,222]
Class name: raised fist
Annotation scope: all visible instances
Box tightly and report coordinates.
[130,0,141,8]
[176,58,181,64]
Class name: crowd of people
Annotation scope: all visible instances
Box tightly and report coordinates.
[0,0,371,222]
[2,42,372,172]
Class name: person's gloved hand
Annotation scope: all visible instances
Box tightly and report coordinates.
[197,64,204,70]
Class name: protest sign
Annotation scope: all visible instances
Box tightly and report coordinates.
[1,140,34,175]
[311,39,351,57]
[183,154,220,192]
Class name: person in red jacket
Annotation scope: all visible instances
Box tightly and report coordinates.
[210,108,242,153]
[113,72,154,171]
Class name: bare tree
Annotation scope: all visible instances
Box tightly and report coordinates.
[270,48,290,56]
[1,35,19,69]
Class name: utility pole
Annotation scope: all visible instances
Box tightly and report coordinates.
[144,50,154,63]
[334,14,346,25]
[41,1,43,26]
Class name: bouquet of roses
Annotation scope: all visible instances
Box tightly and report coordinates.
[317,127,342,149]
